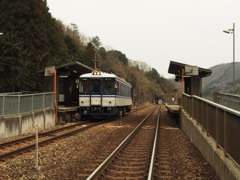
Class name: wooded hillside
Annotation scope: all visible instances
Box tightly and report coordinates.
[0,0,174,103]
[202,62,240,94]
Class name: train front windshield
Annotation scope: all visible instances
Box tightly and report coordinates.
[103,78,115,94]
[80,78,116,94]
[79,78,90,94]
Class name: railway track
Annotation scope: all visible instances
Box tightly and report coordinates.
[0,105,150,161]
[78,106,160,179]
[0,121,90,148]
[0,104,151,161]
[153,105,174,179]
[0,120,108,161]
[130,104,151,113]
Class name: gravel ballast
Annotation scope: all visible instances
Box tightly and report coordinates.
[0,105,219,179]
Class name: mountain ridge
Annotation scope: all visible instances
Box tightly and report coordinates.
[202,62,240,94]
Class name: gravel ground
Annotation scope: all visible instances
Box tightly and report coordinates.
[0,105,219,179]
[159,106,219,179]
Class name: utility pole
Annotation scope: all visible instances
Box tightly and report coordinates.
[92,53,99,70]
[223,23,235,93]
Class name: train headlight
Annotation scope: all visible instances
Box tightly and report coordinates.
[92,71,101,75]
[109,101,112,104]
[81,101,84,104]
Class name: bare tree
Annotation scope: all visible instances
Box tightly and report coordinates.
[129,60,151,72]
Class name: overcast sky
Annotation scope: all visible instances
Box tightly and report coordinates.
[47,0,240,78]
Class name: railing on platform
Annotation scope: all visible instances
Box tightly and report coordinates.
[182,93,240,166]
[0,92,23,95]
[0,92,54,117]
[214,92,240,111]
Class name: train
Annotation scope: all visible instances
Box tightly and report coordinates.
[78,70,132,118]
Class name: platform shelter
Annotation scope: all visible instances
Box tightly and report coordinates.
[45,61,93,123]
[168,61,212,96]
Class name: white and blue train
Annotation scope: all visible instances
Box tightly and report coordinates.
[79,70,132,117]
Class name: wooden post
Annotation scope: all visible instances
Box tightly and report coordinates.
[182,68,185,93]
[54,69,58,125]
[35,125,39,170]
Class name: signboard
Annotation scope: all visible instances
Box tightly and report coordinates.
[185,65,198,76]
[45,66,55,76]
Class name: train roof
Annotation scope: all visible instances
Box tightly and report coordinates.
[80,71,131,86]
[80,71,116,78]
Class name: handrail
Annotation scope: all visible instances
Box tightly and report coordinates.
[0,92,53,97]
[0,92,54,117]
[182,93,240,166]
[192,95,240,117]
[219,92,240,98]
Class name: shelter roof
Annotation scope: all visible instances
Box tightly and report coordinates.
[168,60,212,78]
[56,61,93,75]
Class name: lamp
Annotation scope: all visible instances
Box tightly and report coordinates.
[223,23,235,93]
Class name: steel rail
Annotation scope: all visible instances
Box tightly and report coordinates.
[147,108,161,179]
[0,121,90,148]
[0,105,149,150]
[86,106,157,180]
[130,104,153,113]
[0,106,152,161]
[0,121,106,161]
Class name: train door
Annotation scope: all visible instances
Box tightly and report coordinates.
[79,78,90,107]
[90,79,102,106]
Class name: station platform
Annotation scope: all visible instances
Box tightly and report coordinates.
[58,106,80,124]
[165,105,181,114]
[165,105,181,128]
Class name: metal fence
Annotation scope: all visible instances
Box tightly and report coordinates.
[214,92,240,111]
[0,92,54,117]
[0,92,23,95]
[182,93,240,166]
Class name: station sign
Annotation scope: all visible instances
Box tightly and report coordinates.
[185,65,198,76]
[45,66,55,76]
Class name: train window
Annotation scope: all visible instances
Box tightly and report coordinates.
[103,78,115,94]
[93,79,101,93]
[79,79,90,93]
[116,81,120,95]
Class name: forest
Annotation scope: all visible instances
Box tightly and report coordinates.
[0,0,174,103]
